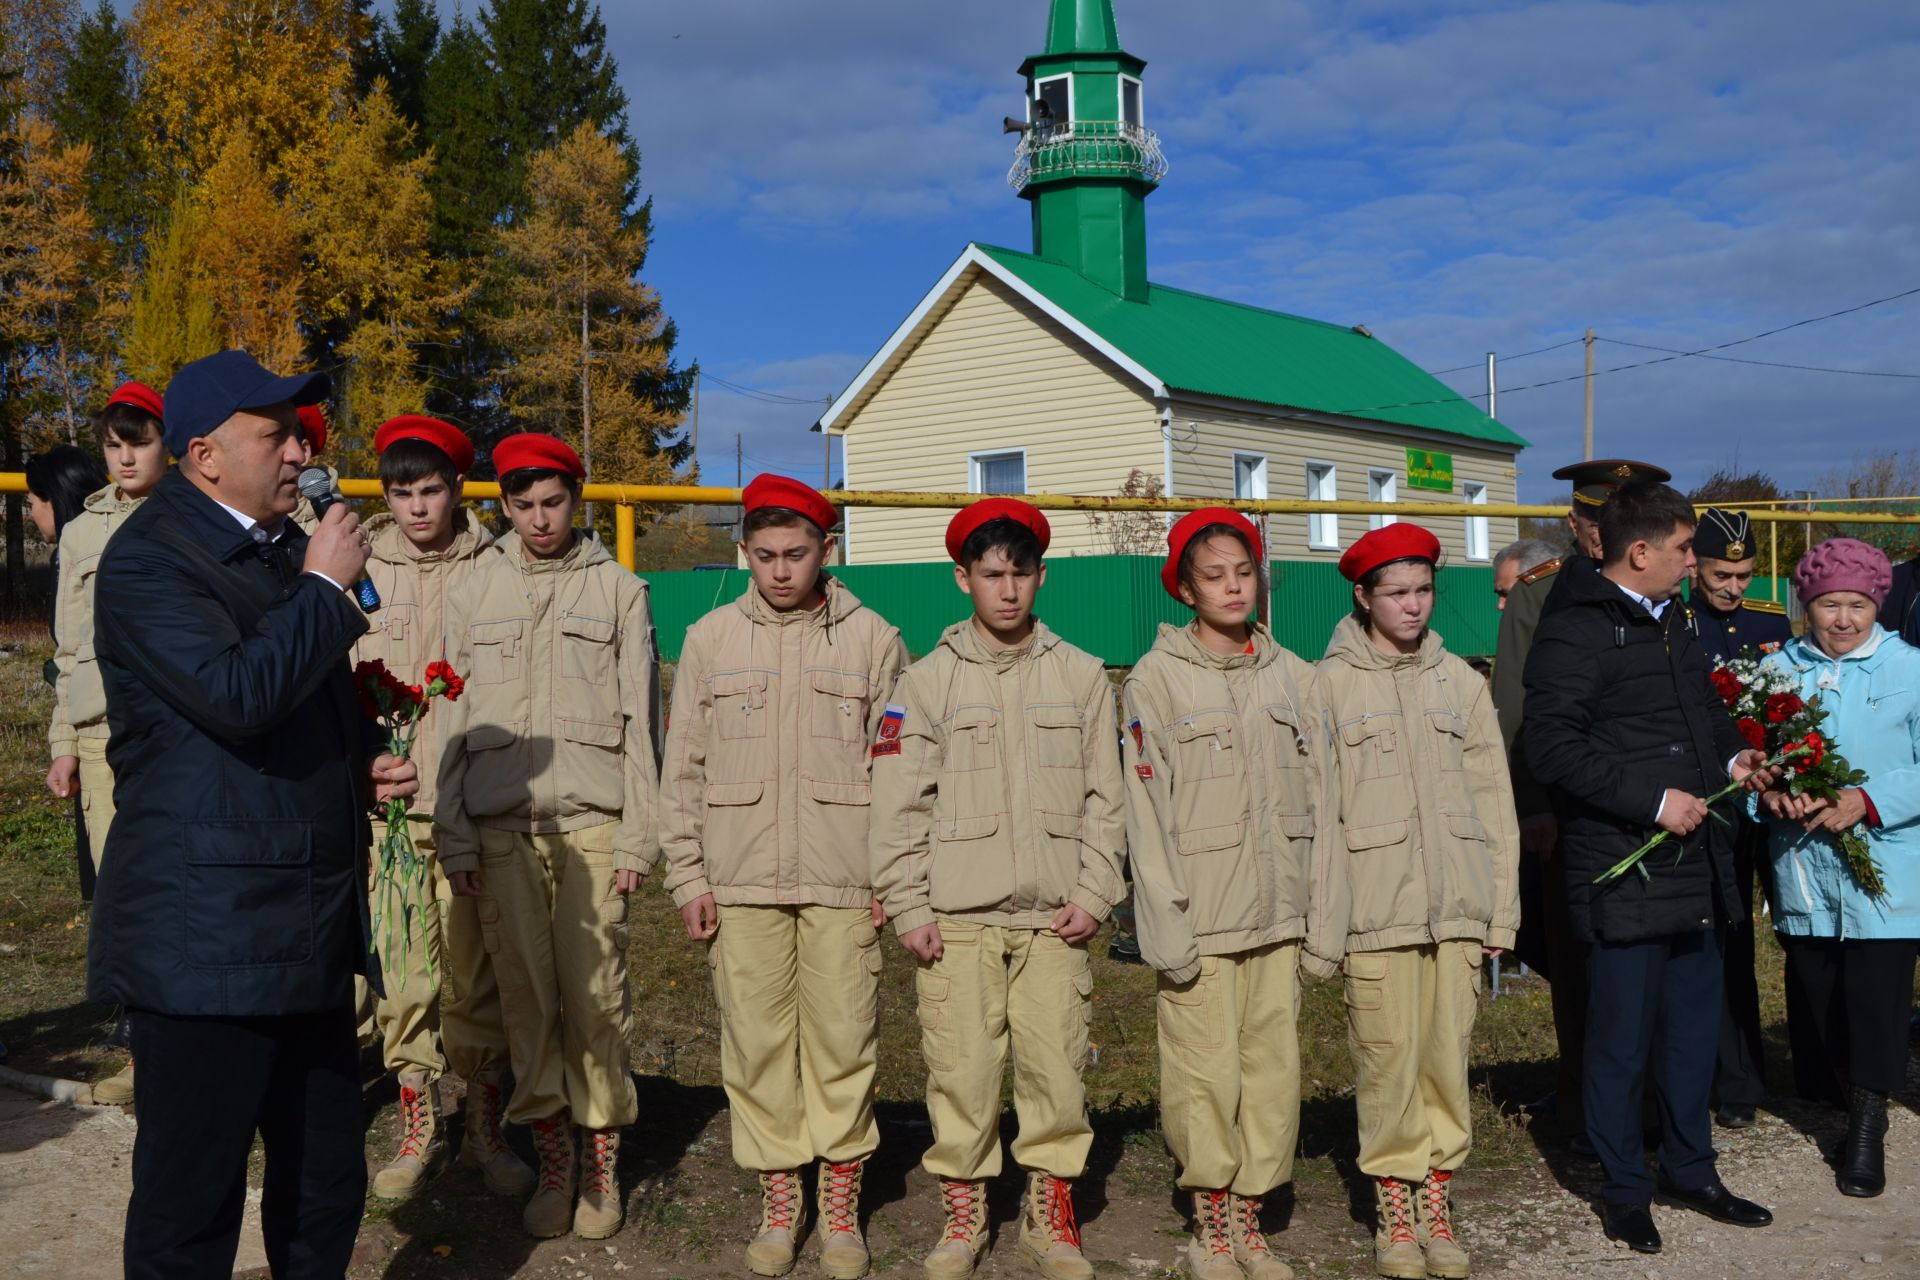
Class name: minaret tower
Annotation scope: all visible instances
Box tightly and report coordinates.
[1008,0,1167,301]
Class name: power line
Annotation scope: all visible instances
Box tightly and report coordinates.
[1597,336,1920,379]
[1425,335,1585,376]
[700,371,829,405]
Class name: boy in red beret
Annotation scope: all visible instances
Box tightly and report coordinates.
[660,474,907,1278]
[436,434,663,1240]
[870,500,1126,1280]
[352,417,533,1203]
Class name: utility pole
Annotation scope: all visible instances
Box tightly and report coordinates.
[1582,328,1595,460]
[735,433,743,489]
[689,370,701,471]
[1485,352,1497,420]
[580,293,594,532]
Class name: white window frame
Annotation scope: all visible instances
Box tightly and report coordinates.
[968,447,1028,495]
[1119,74,1144,127]
[1233,451,1268,501]
[1368,468,1398,530]
[1463,480,1490,561]
[1032,74,1074,126]
[1305,461,1338,550]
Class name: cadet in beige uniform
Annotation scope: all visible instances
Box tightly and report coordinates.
[662,475,907,1280]
[47,381,169,1108]
[870,500,1126,1280]
[1122,510,1341,1280]
[1318,526,1520,1280]
[438,434,662,1241]
[353,417,530,1203]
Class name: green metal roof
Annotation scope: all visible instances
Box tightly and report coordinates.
[1044,0,1120,55]
[974,243,1528,448]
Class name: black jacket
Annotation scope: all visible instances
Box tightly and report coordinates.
[1880,558,1920,646]
[1521,562,1747,944]
[87,470,380,1016]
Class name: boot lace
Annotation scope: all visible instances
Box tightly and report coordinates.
[582,1130,617,1198]
[1198,1190,1235,1257]
[1379,1177,1416,1246]
[396,1084,432,1160]
[941,1180,983,1243]
[1421,1171,1455,1243]
[1036,1177,1083,1250]
[1234,1195,1270,1255]
[532,1118,572,1194]
[763,1171,801,1234]
[822,1161,862,1234]
[471,1078,511,1159]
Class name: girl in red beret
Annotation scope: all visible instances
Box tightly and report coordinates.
[1120,510,1338,1280]
[1316,525,1520,1280]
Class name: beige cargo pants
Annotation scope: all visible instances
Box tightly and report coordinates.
[1344,941,1481,1182]
[709,904,881,1170]
[1157,942,1302,1194]
[914,919,1094,1181]
[368,817,512,1081]
[76,736,115,873]
[477,821,638,1131]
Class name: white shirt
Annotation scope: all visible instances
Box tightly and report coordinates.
[212,498,347,594]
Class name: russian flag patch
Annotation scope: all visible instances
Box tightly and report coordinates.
[872,703,907,757]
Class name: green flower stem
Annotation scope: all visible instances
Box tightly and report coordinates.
[1594,744,1810,886]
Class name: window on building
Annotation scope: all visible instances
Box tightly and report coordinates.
[1035,75,1072,129]
[970,449,1027,495]
[1464,480,1489,560]
[1120,76,1143,127]
[1234,452,1267,501]
[1368,468,1398,530]
[1306,462,1337,549]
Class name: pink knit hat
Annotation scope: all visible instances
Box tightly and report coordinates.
[1793,537,1892,607]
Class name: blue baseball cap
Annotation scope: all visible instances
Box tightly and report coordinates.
[162,350,331,458]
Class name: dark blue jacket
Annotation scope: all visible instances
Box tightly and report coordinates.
[87,470,380,1016]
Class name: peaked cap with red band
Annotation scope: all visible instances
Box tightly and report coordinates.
[1163,507,1263,600]
[106,381,164,420]
[945,498,1051,563]
[742,473,837,533]
[492,432,584,479]
[1338,523,1442,582]
[375,415,476,475]
[296,403,329,455]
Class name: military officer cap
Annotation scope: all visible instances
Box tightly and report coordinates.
[1694,507,1757,563]
[1552,458,1672,510]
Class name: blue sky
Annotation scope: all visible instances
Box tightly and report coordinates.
[613,0,1920,502]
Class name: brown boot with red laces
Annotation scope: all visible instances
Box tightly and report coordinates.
[1185,1190,1244,1280]
[372,1072,446,1200]
[746,1170,809,1277]
[461,1068,535,1197]
[1230,1193,1294,1280]
[1371,1177,1424,1279]
[1415,1170,1469,1278]
[923,1178,988,1279]
[573,1127,623,1239]
[1019,1173,1094,1280]
[521,1112,577,1238]
[818,1160,870,1278]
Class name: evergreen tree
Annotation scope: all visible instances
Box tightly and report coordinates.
[51,0,150,261]
[361,0,440,134]
[421,11,497,257]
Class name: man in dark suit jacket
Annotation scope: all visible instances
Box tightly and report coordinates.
[1522,482,1774,1255]
[91,350,418,1280]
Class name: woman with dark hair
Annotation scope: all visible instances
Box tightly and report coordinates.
[1318,524,1520,1280]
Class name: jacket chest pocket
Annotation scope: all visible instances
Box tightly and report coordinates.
[1172,712,1237,781]
[712,671,770,741]
[379,605,417,670]
[945,707,1000,773]
[560,612,617,685]
[809,668,870,744]
[1029,703,1083,770]
[1425,708,1467,772]
[1866,675,1913,720]
[1263,702,1309,769]
[1338,715,1400,782]
[468,619,525,686]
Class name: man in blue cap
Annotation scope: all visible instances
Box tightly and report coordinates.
[89,349,418,1279]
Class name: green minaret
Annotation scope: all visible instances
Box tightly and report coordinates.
[1011,0,1165,301]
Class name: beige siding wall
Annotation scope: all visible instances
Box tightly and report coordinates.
[838,273,1163,564]
[1170,402,1521,566]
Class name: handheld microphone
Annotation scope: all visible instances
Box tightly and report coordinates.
[297,466,382,613]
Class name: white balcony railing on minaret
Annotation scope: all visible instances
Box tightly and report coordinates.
[1007,120,1169,192]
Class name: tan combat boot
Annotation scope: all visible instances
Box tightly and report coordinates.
[92,1059,135,1106]
[923,1179,988,1280]
[573,1127,623,1239]
[521,1112,577,1238]
[746,1170,808,1277]
[372,1073,446,1200]
[1416,1170,1469,1279]
[1019,1173,1094,1280]
[1372,1178,1424,1280]
[819,1160,870,1279]
[462,1068,535,1196]
[1230,1193,1293,1280]
[1184,1190,1243,1280]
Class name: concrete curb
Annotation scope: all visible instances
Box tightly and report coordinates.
[0,1063,97,1106]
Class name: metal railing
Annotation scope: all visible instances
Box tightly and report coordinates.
[1008,119,1169,191]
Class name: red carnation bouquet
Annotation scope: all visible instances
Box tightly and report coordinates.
[1598,654,1883,897]
[356,658,466,979]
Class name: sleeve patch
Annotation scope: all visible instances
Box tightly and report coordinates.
[872,703,907,756]
[1135,762,1154,780]
[1127,716,1146,755]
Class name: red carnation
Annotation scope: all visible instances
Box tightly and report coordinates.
[1710,668,1743,706]
[1736,717,1767,752]
[1800,732,1826,767]
[425,660,465,703]
[1764,692,1804,724]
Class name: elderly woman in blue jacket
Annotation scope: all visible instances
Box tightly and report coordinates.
[1755,538,1918,1201]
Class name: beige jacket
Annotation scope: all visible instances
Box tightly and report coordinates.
[660,578,907,910]
[350,511,500,816]
[1122,623,1341,983]
[869,619,1126,937]
[49,484,147,758]
[1316,616,1521,953]
[435,531,663,876]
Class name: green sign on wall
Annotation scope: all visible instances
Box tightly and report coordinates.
[1406,448,1454,492]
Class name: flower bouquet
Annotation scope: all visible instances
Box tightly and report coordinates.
[356,658,466,979]
[1596,653,1883,898]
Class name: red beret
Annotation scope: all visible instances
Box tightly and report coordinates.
[1163,508,1263,600]
[296,403,328,455]
[493,432,584,479]
[1338,524,1443,582]
[106,381,164,419]
[945,498,1051,563]
[375,415,476,475]
[742,473,837,533]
